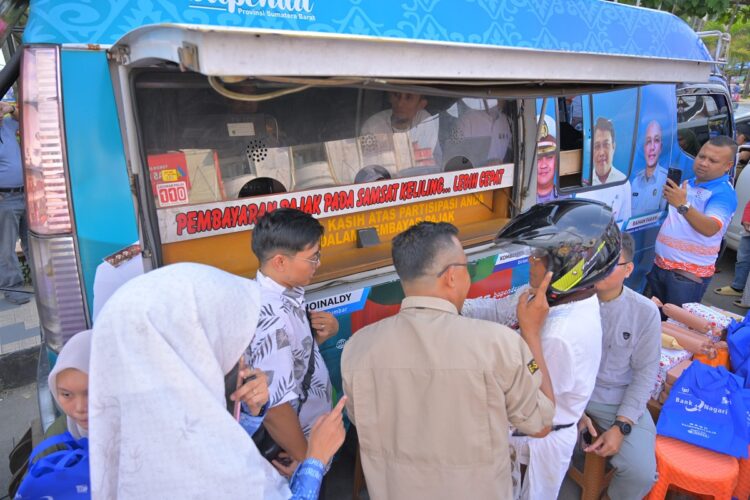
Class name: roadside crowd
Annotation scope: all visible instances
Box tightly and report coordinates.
[18,134,739,499]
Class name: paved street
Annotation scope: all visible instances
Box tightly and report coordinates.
[0,382,37,494]
[0,285,39,357]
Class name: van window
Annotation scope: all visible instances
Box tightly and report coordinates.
[589,88,638,186]
[136,76,513,202]
[676,93,732,157]
[571,88,639,227]
[556,95,591,190]
[134,72,515,279]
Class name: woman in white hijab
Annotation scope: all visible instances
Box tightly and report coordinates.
[88,262,344,499]
[45,329,92,441]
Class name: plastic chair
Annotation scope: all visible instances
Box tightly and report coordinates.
[734,446,750,500]
[646,436,739,499]
[566,420,616,500]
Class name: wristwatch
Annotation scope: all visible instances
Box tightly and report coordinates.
[677,202,691,215]
[612,420,632,436]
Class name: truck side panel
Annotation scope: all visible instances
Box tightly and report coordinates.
[61,49,138,315]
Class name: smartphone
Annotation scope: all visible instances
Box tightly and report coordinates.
[667,167,682,186]
[579,429,593,452]
[233,357,257,421]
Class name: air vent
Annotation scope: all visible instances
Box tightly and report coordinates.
[246,139,268,163]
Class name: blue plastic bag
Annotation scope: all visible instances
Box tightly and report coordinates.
[657,362,749,458]
[728,314,750,380]
[15,431,90,499]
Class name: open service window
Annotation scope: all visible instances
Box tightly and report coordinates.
[548,88,639,227]
[133,72,516,280]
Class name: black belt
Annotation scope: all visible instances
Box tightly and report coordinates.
[512,422,575,437]
[0,186,23,193]
[671,268,704,284]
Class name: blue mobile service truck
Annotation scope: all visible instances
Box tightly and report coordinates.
[16,0,731,426]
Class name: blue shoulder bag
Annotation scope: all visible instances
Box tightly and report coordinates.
[15,431,90,499]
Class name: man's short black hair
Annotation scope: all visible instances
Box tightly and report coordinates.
[620,232,635,263]
[706,135,738,160]
[252,208,324,263]
[391,222,459,281]
[594,117,616,143]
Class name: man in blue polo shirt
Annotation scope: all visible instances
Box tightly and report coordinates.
[0,100,29,305]
[631,120,668,217]
[647,135,737,306]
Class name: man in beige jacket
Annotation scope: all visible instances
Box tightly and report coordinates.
[341,221,555,500]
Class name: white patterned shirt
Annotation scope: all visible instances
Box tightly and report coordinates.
[244,271,332,435]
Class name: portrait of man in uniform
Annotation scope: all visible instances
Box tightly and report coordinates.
[631,120,668,217]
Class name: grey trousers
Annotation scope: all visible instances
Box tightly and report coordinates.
[0,192,28,301]
[585,401,657,500]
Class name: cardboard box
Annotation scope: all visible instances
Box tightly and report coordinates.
[658,390,668,404]
[647,397,662,423]
[708,305,744,323]
[147,152,192,207]
[666,359,693,386]
[183,149,224,204]
[652,347,692,400]
[559,149,582,176]
[147,149,224,208]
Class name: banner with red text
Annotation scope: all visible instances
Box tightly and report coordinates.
[157,163,512,243]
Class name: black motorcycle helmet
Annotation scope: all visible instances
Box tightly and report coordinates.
[495,199,621,304]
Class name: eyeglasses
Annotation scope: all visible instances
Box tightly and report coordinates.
[436,261,478,278]
[289,251,321,266]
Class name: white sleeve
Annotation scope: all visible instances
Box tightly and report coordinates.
[461,294,520,328]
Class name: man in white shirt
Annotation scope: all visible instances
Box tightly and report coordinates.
[244,208,339,464]
[454,98,513,164]
[577,117,632,227]
[463,200,620,499]
[361,92,441,166]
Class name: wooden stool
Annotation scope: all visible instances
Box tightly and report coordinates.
[352,443,367,500]
[645,436,739,500]
[733,446,750,500]
[566,433,616,500]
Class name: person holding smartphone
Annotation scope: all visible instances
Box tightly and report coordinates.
[648,136,738,306]
[87,263,347,499]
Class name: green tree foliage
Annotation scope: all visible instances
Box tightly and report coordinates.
[612,0,750,24]
[613,0,731,19]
